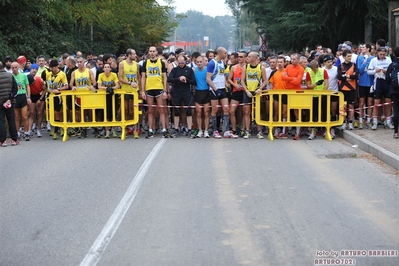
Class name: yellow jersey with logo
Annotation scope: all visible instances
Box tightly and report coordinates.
[45,70,67,92]
[98,72,118,88]
[145,58,163,91]
[121,60,139,90]
[74,68,92,90]
[246,64,262,92]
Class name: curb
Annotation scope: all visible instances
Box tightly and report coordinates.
[338,129,399,171]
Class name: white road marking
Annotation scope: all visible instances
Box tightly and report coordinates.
[79,138,166,266]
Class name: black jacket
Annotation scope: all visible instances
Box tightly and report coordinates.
[386,57,399,95]
[167,65,196,91]
[0,70,18,104]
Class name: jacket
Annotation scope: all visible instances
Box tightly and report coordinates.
[0,69,18,104]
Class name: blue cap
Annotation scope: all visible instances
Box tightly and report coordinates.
[30,63,39,70]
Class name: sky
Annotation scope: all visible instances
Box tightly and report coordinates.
[157,0,232,17]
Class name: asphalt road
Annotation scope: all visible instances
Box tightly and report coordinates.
[1,133,398,266]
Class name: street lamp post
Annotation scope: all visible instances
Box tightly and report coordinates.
[257,27,268,58]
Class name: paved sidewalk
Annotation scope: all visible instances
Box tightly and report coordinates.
[338,125,399,171]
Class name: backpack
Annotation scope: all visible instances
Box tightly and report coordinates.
[390,62,399,90]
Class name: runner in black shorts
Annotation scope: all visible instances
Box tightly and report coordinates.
[193,56,211,138]
[167,55,196,138]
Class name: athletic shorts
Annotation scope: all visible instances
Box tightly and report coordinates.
[358,85,373,99]
[209,88,228,101]
[341,90,356,105]
[194,90,210,105]
[243,91,255,104]
[30,94,41,103]
[146,89,164,98]
[14,94,27,108]
[171,89,193,116]
[374,79,390,99]
[230,91,243,103]
[124,94,133,101]
[273,94,288,105]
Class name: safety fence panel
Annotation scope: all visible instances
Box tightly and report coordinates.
[252,90,346,141]
[47,89,142,141]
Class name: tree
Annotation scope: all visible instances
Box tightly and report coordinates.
[226,0,389,52]
[0,0,178,58]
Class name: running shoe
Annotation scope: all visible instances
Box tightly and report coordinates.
[353,120,359,128]
[1,141,7,147]
[358,122,363,130]
[276,133,288,139]
[308,129,316,140]
[365,122,372,129]
[348,123,354,130]
[340,123,347,130]
[127,128,134,135]
[47,121,51,132]
[10,140,19,146]
[394,133,399,139]
[385,121,394,129]
[223,131,233,138]
[25,134,30,141]
[53,132,58,140]
[256,131,264,139]
[196,130,203,138]
[133,130,139,139]
[112,129,118,138]
[293,134,301,140]
[330,128,336,139]
[146,131,154,139]
[213,131,222,139]
[243,131,250,139]
[371,123,378,130]
[162,130,169,138]
[204,131,210,138]
[191,129,199,138]
[105,131,110,139]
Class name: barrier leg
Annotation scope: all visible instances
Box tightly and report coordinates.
[120,127,126,141]
[325,126,332,141]
[62,127,69,142]
[268,126,275,141]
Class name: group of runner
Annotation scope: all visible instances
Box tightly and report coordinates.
[1,38,398,146]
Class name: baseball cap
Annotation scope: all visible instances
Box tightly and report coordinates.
[30,63,39,70]
[323,54,334,62]
[17,55,27,64]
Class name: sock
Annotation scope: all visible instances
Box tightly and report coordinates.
[359,117,363,123]
[282,118,286,134]
[373,118,378,124]
[296,121,300,135]
[223,114,229,132]
[211,116,217,132]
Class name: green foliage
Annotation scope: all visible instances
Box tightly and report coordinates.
[0,0,177,59]
[171,10,236,52]
[226,0,389,52]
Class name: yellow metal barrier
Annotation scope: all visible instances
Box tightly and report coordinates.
[46,89,142,141]
[252,90,346,141]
